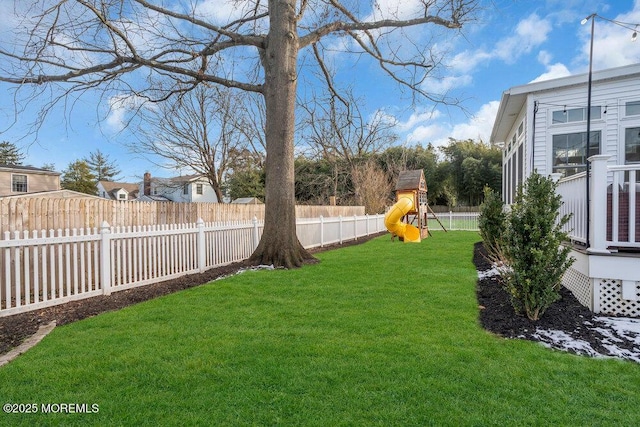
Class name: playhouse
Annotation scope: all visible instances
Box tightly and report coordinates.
[384,169,430,242]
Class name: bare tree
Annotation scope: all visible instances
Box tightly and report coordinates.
[0,0,477,268]
[351,160,393,214]
[300,87,398,205]
[132,86,254,202]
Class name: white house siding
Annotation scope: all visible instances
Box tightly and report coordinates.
[532,103,547,174]
[148,179,218,203]
[529,75,640,182]
[492,64,640,316]
[502,109,527,204]
[190,179,218,203]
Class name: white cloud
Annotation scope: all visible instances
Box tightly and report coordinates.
[421,74,474,95]
[493,14,552,63]
[449,101,500,143]
[396,109,442,133]
[537,50,553,65]
[399,101,500,147]
[367,0,424,21]
[448,49,493,75]
[529,50,572,82]
[530,63,572,82]
[448,13,552,73]
[423,13,553,95]
[106,94,147,132]
[406,123,447,145]
[195,0,268,25]
[589,16,640,70]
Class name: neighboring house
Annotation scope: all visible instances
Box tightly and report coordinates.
[231,197,263,204]
[0,189,102,200]
[0,164,60,197]
[491,63,640,317]
[140,172,218,203]
[97,181,140,201]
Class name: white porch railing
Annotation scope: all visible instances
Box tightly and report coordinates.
[0,214,385,317]
[556,171,587,244]
[557,156,640,251]
[606,164,640,249]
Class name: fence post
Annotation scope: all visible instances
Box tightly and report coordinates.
[100,221,112,296]
[588,154,612,254]
[354,215,358,240]
[339,215,343,244]
[197,218,206,272]
[449,211,453,231]
[252,216,260,250]
[366,214,370,236]
[320,215,324,247]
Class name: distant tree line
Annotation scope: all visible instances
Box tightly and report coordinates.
[2,136,501,211]
[226,138,502,213]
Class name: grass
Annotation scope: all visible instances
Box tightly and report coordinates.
[1,232,639,426]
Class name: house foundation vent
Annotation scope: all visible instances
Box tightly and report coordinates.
[596,279,640,317]
[562,267,592,310]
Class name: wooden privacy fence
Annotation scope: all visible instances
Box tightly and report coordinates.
[0,214,385,317]
[0,197,365,234]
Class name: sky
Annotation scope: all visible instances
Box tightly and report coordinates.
[2,0,640,183]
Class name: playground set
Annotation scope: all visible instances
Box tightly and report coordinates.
[384,169,446,242]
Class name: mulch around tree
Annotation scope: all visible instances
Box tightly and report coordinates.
[0,233,385,356]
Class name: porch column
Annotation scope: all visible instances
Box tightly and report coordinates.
[587,154,612,254]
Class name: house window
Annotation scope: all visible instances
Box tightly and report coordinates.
[183,184,189,195]
[118,193,126,200]
[625,101,640,116]
[552,107,601,124]
[625,127,640,164]
[552,131,600,177]
[12,174,27,193]
[196,183,203,195]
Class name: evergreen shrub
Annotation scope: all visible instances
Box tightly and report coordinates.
[502,173,574,321]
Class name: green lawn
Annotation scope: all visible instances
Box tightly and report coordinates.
[1,232,639,426]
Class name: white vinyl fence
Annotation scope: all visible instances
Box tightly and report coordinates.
[1,214,385,317]
[427,211,480,231]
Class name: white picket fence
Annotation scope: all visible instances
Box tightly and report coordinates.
[427,212,480,231]
[0,214,385,317]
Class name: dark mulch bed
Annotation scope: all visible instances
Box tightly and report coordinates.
[475,241,640,359]
[474,241,594,338]
[0,234,384,356]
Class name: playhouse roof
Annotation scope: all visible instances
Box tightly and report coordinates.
[395,170,427,192]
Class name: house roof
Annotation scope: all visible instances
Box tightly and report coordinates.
[231,197,263,204]
[490,62,640,144]
[0,164,60,175]
[136,194,172,202]
[98,181,140,200]
[151,173,205,184]
[0,189,102,200]
[99,181,139,193]
[395,169,427,191]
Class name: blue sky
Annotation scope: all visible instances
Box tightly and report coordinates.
[1,0,640,183]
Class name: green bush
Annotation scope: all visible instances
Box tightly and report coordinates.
[503,173,574,321]
[478,186,506,261]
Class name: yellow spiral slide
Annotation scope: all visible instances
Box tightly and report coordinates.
[384,195,421,243]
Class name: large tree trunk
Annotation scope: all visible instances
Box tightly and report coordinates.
[248,0,315,268]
